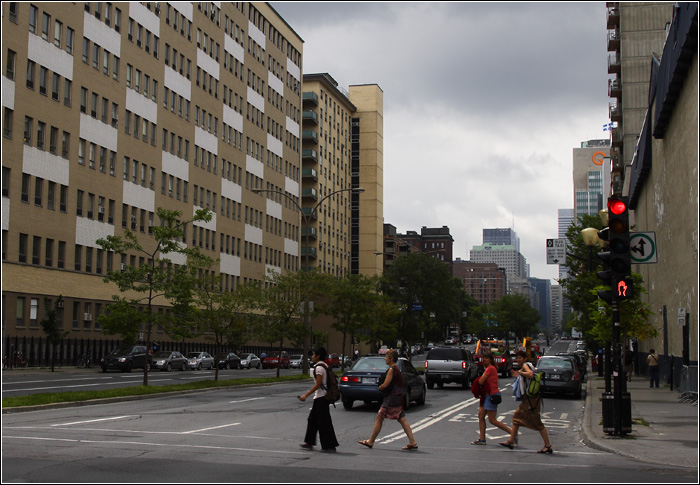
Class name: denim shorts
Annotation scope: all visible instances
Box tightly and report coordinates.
[483,393,501,412]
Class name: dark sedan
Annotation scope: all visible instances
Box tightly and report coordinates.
[339,356,427,410]
[216,352,241,369]
[537,356,582,399]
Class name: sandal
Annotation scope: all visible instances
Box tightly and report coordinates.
[470,439,486,445]
[402,443,418,450]
[499,440,515,450]
[537,445,553,454]
[358,440,373,449]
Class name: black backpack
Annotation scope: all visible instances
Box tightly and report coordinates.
[314,363,340,404]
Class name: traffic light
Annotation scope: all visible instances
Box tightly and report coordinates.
[607,196,633,300]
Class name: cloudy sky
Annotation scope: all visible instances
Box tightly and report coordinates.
[271,2,611,283]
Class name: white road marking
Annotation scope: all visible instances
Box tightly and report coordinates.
[3,381,143,393]
[182,423,240,434]
[51,416,136,427]
[229,397,266,404]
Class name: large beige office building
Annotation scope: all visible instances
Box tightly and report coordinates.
[2,2,308,347]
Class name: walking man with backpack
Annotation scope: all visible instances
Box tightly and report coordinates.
[298,347,340,453]
[499,350,553,454]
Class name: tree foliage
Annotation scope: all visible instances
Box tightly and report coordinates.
[40,296,69,372]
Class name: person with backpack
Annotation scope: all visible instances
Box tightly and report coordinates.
[298,347,340,453]
[358,349,418,450]
[499,350,553,454]
[647,349,660,388]
[471,351,512,445]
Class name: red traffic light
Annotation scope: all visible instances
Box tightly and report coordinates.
[608,198,627,215]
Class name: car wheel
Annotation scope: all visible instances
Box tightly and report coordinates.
[415,385,426,406]
[437,381,444,389]
[197,363,202,370]
[225,363,231,370]
[102,367,107,373]
[574,386,582,400]
[126,362,133,373]
[256,363,260,369]
[181,362,187,371]
[403,392,410,410]
[462,377,470,389]
[427,380,435,390]
[342,397,354,410]
[166,363,172,372]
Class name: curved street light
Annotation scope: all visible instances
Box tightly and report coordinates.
[251,185,364,374]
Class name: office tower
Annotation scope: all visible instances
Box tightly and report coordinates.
[483,228,519,252]
[2,2,304,343]
[573,139,610,218]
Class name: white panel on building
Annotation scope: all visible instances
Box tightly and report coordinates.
[75,217,115,248]
[192,206,216,231]
[224,35,244,64]
[285,177,299,198]
[284,238,299,257]
[246,155,264,179]
[161,151,189,181]
[266,199,282,220]
[267,134,283,158]
[223,105,243,132]
[164,66,191,100]
[2,76,15,109]
[80,113,118,152]
[122,182,155,212]
[172,2,193,21]
[27,34,74,80]
[128,2,160,36]
[221,178,242,203]
[2,198,10,231]
[265,264,281,277]
[286,116,300,138]
[195,126,218,155]
[220,252,241,276]
[247,87,265,113]
[126,89,158,124]
[287,58,300,82]
[22,146,70,186]
[268,71,284,96]
[247,21,266,49]
[197,49,220,80]
[245,224,263,245]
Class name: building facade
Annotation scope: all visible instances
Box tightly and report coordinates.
[452,260,507,305]
[573,139,610,219]
[2,2,307,345]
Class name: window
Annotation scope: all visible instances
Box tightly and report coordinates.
[60,185,67,212]
[39,66,47,95]
[92,43,100,69]
[66,27,74,54]
[41,13,51,41]
[34,177,43,206]
[49,126,58,154]
[45,238,53,266]
[62,131,69,158]
[112,55,120,80]
[16,296,25,326]
[29,5,37,33]
[78,138,85,165]
[8,2,18,23]
[115,8,121,32]
[76,190,84,217]
[3,108,12,139]
[18,233,28,263]
[32,236,41,264]
[5,49,16,80]
[52,73,60,100]
[26,60,35,89]
[64,79,72,106]
[36,121,45,149]
[58,241,65,268]
[80,87,87,113]
[74,244,82,271]
[47,181,55,209]
[103,50,109,75]
[23,116,32,145]
[82,38,89,63]
[54,20,62,48]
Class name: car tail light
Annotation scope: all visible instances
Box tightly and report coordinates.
[462,361,466,369]
[573,371,580,381]
[341,376,360,383]
[425,361,428,369]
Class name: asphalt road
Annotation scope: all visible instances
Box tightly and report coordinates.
[2,357,692,483]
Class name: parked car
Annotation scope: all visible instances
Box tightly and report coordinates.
[240,353,261,369]
[424,347,478,389]
[338,354,353,367]
[339,356,427,410]
[186,351,215,370]
[289,354,305,369]
[425,342,436,351]
[537,355,582,399]
[101,345,150,373]
[325,353,340,368]
[412,344,424,354]
[262,351,290,369]
[215,352,241,369]
[378,346,389,355]
[151,350,188,372]
[556,352,587,380]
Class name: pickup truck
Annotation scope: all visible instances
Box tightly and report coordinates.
[474,339,513,377]
[423,347,478,389]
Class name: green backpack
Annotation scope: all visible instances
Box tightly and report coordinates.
[525,363,544,397]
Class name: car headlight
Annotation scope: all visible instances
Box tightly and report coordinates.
[118,357,127,362]
[156,360,165,365]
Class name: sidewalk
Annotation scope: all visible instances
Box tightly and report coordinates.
[582,372,699,470]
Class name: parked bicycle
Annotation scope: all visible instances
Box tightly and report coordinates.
[77,352,93,369]
[14,351,28,368]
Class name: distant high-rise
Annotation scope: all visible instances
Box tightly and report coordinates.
[573,140,610,218]
[482,228,520,252]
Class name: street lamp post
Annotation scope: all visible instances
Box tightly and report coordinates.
[252,186,364,375]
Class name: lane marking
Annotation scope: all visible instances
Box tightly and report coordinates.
[182,423,240,434]
[229,397,265,404]
[3,381,144,393]
[51,416,136,427]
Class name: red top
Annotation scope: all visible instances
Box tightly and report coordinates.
[482,365,499,395]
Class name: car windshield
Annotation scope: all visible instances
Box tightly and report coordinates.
[109,347,133,356]
[152,351,171,358]
[538,358,573,370]
[185,353,201,359]
[427,349,463,360]
[351,358,389,372]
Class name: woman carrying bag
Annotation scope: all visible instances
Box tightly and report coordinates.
[471,351,512,445]
[358,349,418,450]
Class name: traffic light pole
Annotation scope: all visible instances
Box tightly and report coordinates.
[612,299,623,436]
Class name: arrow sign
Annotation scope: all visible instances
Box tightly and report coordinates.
[630,232,657,264]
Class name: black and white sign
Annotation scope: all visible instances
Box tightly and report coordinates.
[546,238,567,265]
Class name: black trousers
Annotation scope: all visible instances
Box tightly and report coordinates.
[304,397,339,450]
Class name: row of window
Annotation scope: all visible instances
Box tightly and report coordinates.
[11,294,104,331]
[82,37,121,79]
[21,59,73,105]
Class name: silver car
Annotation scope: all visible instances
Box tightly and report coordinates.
[185,351,215,370]
[151,351,188,372]
[289,354,305,369]
[240,353,261,369]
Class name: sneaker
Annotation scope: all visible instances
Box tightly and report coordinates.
[321,448,337,453]
[300,443,313,450]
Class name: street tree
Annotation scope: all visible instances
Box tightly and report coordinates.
[492,294,541,344]
[40,296,69,372]
[96,207,212,386]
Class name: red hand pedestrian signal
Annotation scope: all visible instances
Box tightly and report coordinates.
[617,280,627,297]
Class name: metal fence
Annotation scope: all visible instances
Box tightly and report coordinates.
[2,335,299,369]
[679,365,698,405]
